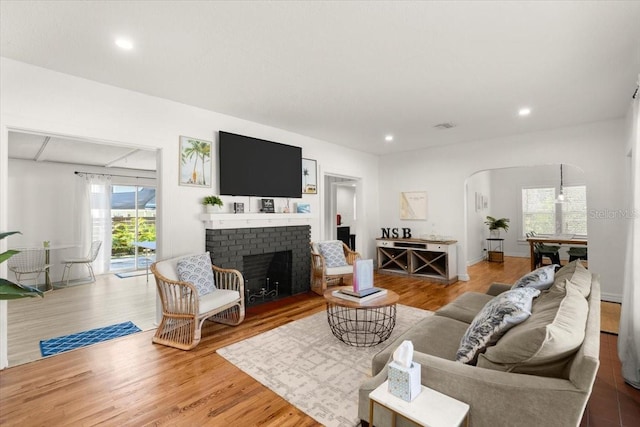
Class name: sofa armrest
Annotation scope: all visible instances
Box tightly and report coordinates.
[486,282,512,296]
[360,352,590,427]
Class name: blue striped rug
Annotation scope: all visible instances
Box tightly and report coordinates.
[39,321,141,356]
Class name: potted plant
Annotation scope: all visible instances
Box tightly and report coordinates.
[484,216,510,238]
[203,195,223,213]
[1,231,44,300]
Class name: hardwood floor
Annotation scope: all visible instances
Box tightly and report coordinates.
[7,273,157,366]
[0,257,636,426]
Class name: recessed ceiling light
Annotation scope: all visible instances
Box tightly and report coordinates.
[385,135,394,142]
[115,38,134,50]
[518,108,531,116]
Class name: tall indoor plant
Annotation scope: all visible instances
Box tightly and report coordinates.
[0,231,44,299]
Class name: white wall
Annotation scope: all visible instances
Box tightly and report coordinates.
[337,185,356,227]
[378,119,627,302]
[0,58,380,368]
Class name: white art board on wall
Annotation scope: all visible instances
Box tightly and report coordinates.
[400,191,427,220]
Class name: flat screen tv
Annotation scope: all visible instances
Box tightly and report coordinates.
[219,131,302,198]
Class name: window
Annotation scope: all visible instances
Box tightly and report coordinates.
[522,187,556,235]
[521,186,587,236]
[561,185,587,235]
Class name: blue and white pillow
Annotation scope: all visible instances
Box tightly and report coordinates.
[176,252,216,297]
[512,264,557,291]
[318,241,348,268]
[456,287,540,364]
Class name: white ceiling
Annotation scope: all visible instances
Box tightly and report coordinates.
[1,1,640,156]
[8,131,157,171]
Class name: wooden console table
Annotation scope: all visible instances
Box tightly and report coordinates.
[526,236,588,270]
[376,238,458,284]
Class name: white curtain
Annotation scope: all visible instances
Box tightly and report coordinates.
[76,174,112,276]
[618,76,640,389]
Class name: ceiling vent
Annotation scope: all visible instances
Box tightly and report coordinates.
[434,122,456,130]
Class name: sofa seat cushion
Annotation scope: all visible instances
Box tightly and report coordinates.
[477,280,588,377]
[325,265,354,276]
[553,260,591,297]
[199,289,241,314]
[435,292,494,324]
[372,315,468,375]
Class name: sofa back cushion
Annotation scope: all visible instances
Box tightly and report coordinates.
[552,260,591,297]
[477,280,588,377]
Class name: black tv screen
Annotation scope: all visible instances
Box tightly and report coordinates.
[219,131,302,198]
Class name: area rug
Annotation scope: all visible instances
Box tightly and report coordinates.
[217,305,432,427]
[39,321,142,356]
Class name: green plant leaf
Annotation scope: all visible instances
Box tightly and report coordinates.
[0,249,20,264]
[0,279,44,300]
[0,231,21,241]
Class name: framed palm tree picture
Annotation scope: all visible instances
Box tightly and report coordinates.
[302,158,317,194]
[179,136,212,187]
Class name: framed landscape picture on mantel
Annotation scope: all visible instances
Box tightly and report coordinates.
[302,158,317,194]
[179,135,212,187]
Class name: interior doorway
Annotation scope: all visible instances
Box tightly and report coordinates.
[323,173,361,250]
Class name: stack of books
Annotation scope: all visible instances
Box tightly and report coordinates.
[332,287,387,303]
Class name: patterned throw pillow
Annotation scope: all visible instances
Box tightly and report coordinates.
[318,241,348,268]
[176,252,216,297]
[456,287,541,364]
[511,264,557,291]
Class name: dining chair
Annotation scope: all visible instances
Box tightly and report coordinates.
[60,240,102,286]
[7,248,51,288]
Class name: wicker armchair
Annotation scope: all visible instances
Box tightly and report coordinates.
[310,241,360,295]
[151,255,245,350]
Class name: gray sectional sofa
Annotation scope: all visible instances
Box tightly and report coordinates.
[358,261,600,427]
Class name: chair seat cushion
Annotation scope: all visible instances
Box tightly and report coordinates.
[326,265,353,276]
[199,289,241,314]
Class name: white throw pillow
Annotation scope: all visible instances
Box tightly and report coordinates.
[456,287,541,364]
[176,252,216,297]
[511,264,557,291]
[318,241,348,268]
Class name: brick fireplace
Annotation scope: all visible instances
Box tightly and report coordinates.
[205,225,311,306]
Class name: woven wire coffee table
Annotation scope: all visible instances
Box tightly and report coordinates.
[323,287,399,347]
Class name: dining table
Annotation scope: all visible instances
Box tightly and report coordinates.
[526,235,587,271]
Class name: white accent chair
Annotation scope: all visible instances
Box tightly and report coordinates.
[151,254,245,350]
[7,248,50,288]
[310,241,360,295]
[61,240,102,286]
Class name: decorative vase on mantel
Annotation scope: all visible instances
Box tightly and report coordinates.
[205,205,220,214]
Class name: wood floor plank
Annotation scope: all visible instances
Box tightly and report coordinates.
[5,256,608,427]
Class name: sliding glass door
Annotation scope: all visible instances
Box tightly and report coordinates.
[110,185,156,272]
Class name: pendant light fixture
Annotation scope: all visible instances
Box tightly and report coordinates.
[556,164,566,203]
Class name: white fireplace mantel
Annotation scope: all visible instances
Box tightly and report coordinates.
[199,213,315,229]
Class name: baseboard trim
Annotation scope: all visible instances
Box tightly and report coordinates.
[601,293,622,303]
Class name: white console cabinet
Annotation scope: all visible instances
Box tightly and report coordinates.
[376,238,458,284]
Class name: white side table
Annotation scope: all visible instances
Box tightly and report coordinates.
[369,380,469,427]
